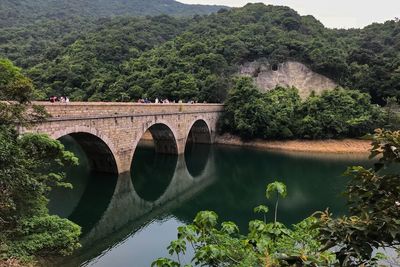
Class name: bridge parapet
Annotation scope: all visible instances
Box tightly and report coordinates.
[31,102,224,119]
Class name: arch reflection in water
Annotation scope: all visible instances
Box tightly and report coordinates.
[131,141,178,202]
[53,144,368,267]
[59,147,216,267]
[184,143,211,178]
[48,135,117,236]
[185,119,212,177]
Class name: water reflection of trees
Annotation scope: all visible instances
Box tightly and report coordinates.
[172,146,370,230]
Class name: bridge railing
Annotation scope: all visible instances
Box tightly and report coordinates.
[30,102,224,119]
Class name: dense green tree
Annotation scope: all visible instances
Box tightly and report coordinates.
[297,88,385,138]
[0,58,35,103]
[221,77,263,139]
[0,59,81,262]
[0,129,81,260]
[222,78,385,140]
[0,58,46,125]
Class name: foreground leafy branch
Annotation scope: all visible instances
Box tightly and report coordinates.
[318,129,400,266]
[152,182,335,267]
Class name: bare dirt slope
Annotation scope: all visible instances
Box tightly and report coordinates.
[239,61,337,99]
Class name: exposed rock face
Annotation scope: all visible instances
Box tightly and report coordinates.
[239,61,337,98]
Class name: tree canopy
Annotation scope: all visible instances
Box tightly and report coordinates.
[0,3,399,104]
[0,0,225,27]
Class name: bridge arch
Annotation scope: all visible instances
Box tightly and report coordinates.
[130,120,180,158]
[146,123,179,154]
[53,126,120,174]
[185,119,212,146]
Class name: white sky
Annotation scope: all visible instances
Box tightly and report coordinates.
[178,0,400,29]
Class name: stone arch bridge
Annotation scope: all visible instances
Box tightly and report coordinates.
[19,102,223,174]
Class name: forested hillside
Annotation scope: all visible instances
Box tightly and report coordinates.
[28,16,189,100]
[0,0,224,70]
[1,3,399,104]
[0,0,225,27]
[0,18,96,69]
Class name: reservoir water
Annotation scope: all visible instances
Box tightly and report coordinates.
[48,136,370,267]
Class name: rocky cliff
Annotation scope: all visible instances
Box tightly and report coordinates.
[239,61,337,99]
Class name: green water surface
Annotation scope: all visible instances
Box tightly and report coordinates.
[48,137,370,267]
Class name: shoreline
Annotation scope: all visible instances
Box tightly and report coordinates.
[214,134,371,154]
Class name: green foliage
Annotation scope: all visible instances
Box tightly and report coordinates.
[0,126,81,259]
[222,77,263,138]
[151,258,180,267]
[0,0,224,81]
[318,129,400,265]
[0,0,224,27]
[222,78,386,139]
[266,181,287,199]
[0,60,81,261]
[0,57,34,103]
[1,3,399,103]
[0,58,48,126]
[28,16,190,100]
[193,210,218,230]
[10,215,80,257]
[253,205,269,214]
[253,205,269,223]
[265,181,287,224]
[153,188,336,267]
[297,88,385,138]
[0,3,399,103]
[383,97,400,129]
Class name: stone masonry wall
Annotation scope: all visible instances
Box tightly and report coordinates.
[21,102,223,174]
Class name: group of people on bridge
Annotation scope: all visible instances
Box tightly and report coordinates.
[48,96,202,104]
[49,96,70,103]
[137,98,200,104]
